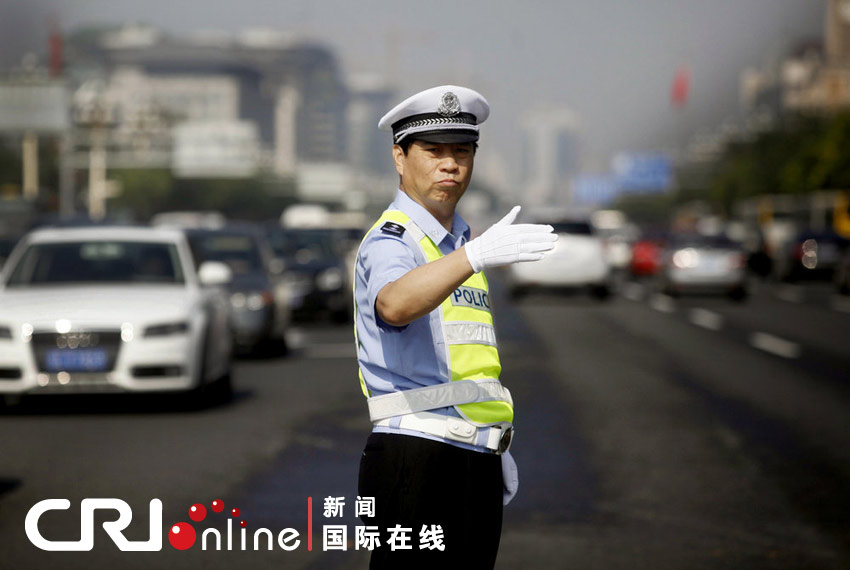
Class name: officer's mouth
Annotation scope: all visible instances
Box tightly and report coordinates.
[436,179,459,187]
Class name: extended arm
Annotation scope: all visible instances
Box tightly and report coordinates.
[376,248,473,326]
[376,206,557,327]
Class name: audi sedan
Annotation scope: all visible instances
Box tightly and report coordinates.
[0,226,233,401]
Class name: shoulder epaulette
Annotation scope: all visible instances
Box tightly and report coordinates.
[380,221,406,237]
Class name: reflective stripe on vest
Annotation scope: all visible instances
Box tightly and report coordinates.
[355,208,514,426]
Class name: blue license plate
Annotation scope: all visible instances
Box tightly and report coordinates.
[45,349,109,372]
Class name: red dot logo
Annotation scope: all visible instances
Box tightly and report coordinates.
[168,522,197,550]
[211,499,225,513]
[231,507,240,517]
[189,503,207,522]
[240,520,247,528]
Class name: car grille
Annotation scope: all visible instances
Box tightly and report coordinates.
[31,331,122,373]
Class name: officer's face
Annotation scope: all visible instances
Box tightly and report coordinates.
[393,140,474,220]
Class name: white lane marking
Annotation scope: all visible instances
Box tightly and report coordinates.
[302,343,355,359]
[775,285,804,304]
[622,282,645,301]
[749,332,801,359]
[830,295,850,314]
[649,294,676,313]
[688,308,723,331]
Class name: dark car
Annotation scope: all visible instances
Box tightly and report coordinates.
[265,226,352,323]
[184,226,289,355]
[773,230,849,282]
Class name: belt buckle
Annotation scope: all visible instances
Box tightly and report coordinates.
[497,426,513,454]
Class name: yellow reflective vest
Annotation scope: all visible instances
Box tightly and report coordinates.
[356,209,514,426]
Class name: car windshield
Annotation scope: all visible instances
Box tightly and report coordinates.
[5,241,185,286]
[270,229,339,262]
[188,233,264,275]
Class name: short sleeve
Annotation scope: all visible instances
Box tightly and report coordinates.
[358,228,420,329]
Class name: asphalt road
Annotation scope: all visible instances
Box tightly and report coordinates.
[1,275,848,569]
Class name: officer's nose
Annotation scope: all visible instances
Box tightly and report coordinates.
[439,155,459,173]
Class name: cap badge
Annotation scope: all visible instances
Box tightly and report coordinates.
[437,92,461,117]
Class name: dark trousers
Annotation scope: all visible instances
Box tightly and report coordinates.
[358,432,504,570]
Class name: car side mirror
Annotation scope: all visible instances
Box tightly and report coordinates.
[198,261,232,286]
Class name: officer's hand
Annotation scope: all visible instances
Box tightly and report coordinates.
[464,206,558,273]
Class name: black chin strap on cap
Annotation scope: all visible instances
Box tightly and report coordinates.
[392,112,479,144]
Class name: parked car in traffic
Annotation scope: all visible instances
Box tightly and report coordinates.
[656,233,749,300]
[772,230,849,282]
[629,232,668,278]
[0,226,233,402]
[183,225,289,355]
[265,225,352,322]
[506,218,612,300]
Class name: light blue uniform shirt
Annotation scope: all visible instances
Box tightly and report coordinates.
[354,190,492,452]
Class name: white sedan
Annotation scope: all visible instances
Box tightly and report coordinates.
[506,219,612,300]
[0,226,233,400]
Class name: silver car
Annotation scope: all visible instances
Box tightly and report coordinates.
[657,234,748,300]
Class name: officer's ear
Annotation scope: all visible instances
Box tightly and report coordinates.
[392,145,405,177]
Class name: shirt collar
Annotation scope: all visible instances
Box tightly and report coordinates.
[392,189,470,244]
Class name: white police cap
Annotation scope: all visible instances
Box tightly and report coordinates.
[378,85,490,145]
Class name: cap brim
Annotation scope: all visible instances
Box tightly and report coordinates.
[405,130,479,144]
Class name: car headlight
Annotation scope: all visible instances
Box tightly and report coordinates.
[672,248,699,269]
[143,321,190,337]
[0,325,11,340]
[316,267,344,291]
[232,291,273,311]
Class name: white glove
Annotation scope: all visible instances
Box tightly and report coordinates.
[465,206,558,273]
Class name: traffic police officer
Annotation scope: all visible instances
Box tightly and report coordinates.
[355,85,557,569]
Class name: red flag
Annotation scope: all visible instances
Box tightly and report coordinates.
[671,65,690,108]
[48,17,63,77]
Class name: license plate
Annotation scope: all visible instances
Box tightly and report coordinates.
[45,349,109,372]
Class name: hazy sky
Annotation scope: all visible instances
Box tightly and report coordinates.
[1,0,828,179]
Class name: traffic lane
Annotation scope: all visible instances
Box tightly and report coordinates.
[502,290,848,568]
[600,295,850,510]
[674,281,849,362]
[0,330,363,570]
[621,280,850,388]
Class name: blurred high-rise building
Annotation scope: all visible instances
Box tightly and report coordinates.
[743,1,850,118]
[346,74,394,178]
[64,24,349,185]
[518,107,580,208]
[345,74,397,209]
